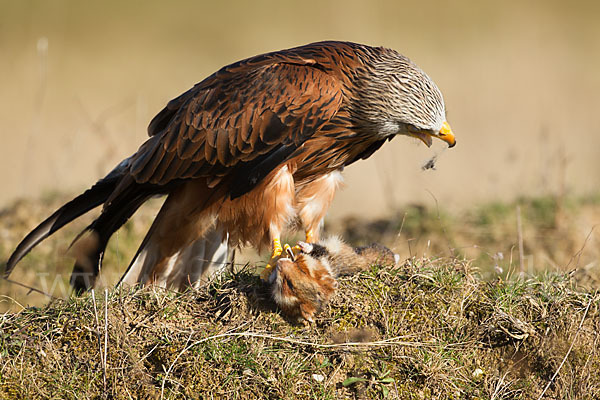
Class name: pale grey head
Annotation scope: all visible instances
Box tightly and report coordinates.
[351,47,455,147]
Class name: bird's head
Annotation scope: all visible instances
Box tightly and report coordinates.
[352,48,456,148]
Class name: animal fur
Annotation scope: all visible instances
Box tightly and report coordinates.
[269,237,399,322]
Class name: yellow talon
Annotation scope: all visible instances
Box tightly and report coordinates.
[291,245,302,257]
[260,238,284,281]
[261,264,275,281]
[272,238,283,257]
[283,244,294,259]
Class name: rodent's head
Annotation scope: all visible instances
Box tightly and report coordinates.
[270,254,337,323]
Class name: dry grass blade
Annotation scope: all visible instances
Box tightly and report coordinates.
[91,289,106,396]
[104,289,109,394]
[536,297,594,400]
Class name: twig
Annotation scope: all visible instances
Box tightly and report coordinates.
[536,297,593,400]
[1,277,60,300]
[0,295,26,311]
[159,330,469,398]
[161,333,194,399]
[392,211,408,258]
[425,189,454,257]
[516,205,524,275]
[566,225,597,271]
[104,289,109,394]
[137,343,160,365]
[490,371,511,400]
[91,290,106,394]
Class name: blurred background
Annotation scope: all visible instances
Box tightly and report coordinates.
[1,0,599,309]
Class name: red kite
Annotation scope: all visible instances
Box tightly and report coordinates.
[5,41,455,292]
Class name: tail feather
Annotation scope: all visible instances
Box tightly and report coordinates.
[116,216,160,288]
[118,225,230,290]
[70,188,152,293]
[4,178,118,277]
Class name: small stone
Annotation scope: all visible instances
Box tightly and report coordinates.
[312,373,325,383]
[472,368,484,378]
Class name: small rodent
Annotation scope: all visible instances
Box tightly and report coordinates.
[268,237,398,322]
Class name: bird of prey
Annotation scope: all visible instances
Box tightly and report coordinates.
[4,41,455,292]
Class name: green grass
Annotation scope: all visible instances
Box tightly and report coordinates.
[1,260,598,399]
[1,193,600,398]
[335,194,600,284]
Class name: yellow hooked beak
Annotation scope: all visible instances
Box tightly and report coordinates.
[409,121,456,148]
[438,121,456,148]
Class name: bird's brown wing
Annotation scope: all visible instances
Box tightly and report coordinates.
[128,58,345,198]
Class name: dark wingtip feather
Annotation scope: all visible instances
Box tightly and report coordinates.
[5,212,61,277]
[4,179,116,277]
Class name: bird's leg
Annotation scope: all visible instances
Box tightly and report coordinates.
[258,164,295,281]
[272,238,283,258]
[305,229,316,243]
[260,237,284,281]
[291,228,317,255]
[294,171,343,251]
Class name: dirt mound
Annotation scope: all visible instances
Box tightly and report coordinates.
[1,259,598,399]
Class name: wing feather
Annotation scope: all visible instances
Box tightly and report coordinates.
[129,59,344,197]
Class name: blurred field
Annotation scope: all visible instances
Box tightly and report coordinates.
[2,5,600,394]
[1,0,600,218]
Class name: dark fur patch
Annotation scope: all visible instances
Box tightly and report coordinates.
[308,243,329,258]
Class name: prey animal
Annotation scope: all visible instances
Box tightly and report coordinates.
[270,237,398,322]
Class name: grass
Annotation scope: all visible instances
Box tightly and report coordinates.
[0,260,598,399]
[0,193,599,398]
[0,194,163,311]
[334,194,600,284]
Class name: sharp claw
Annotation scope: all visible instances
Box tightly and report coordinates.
[296,241,313,254]
[261,238,286,281]
[261,239,300,281]
[291,245,302,257]
[284,244,295,260]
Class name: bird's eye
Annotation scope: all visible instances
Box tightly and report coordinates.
[406,124,420,133]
